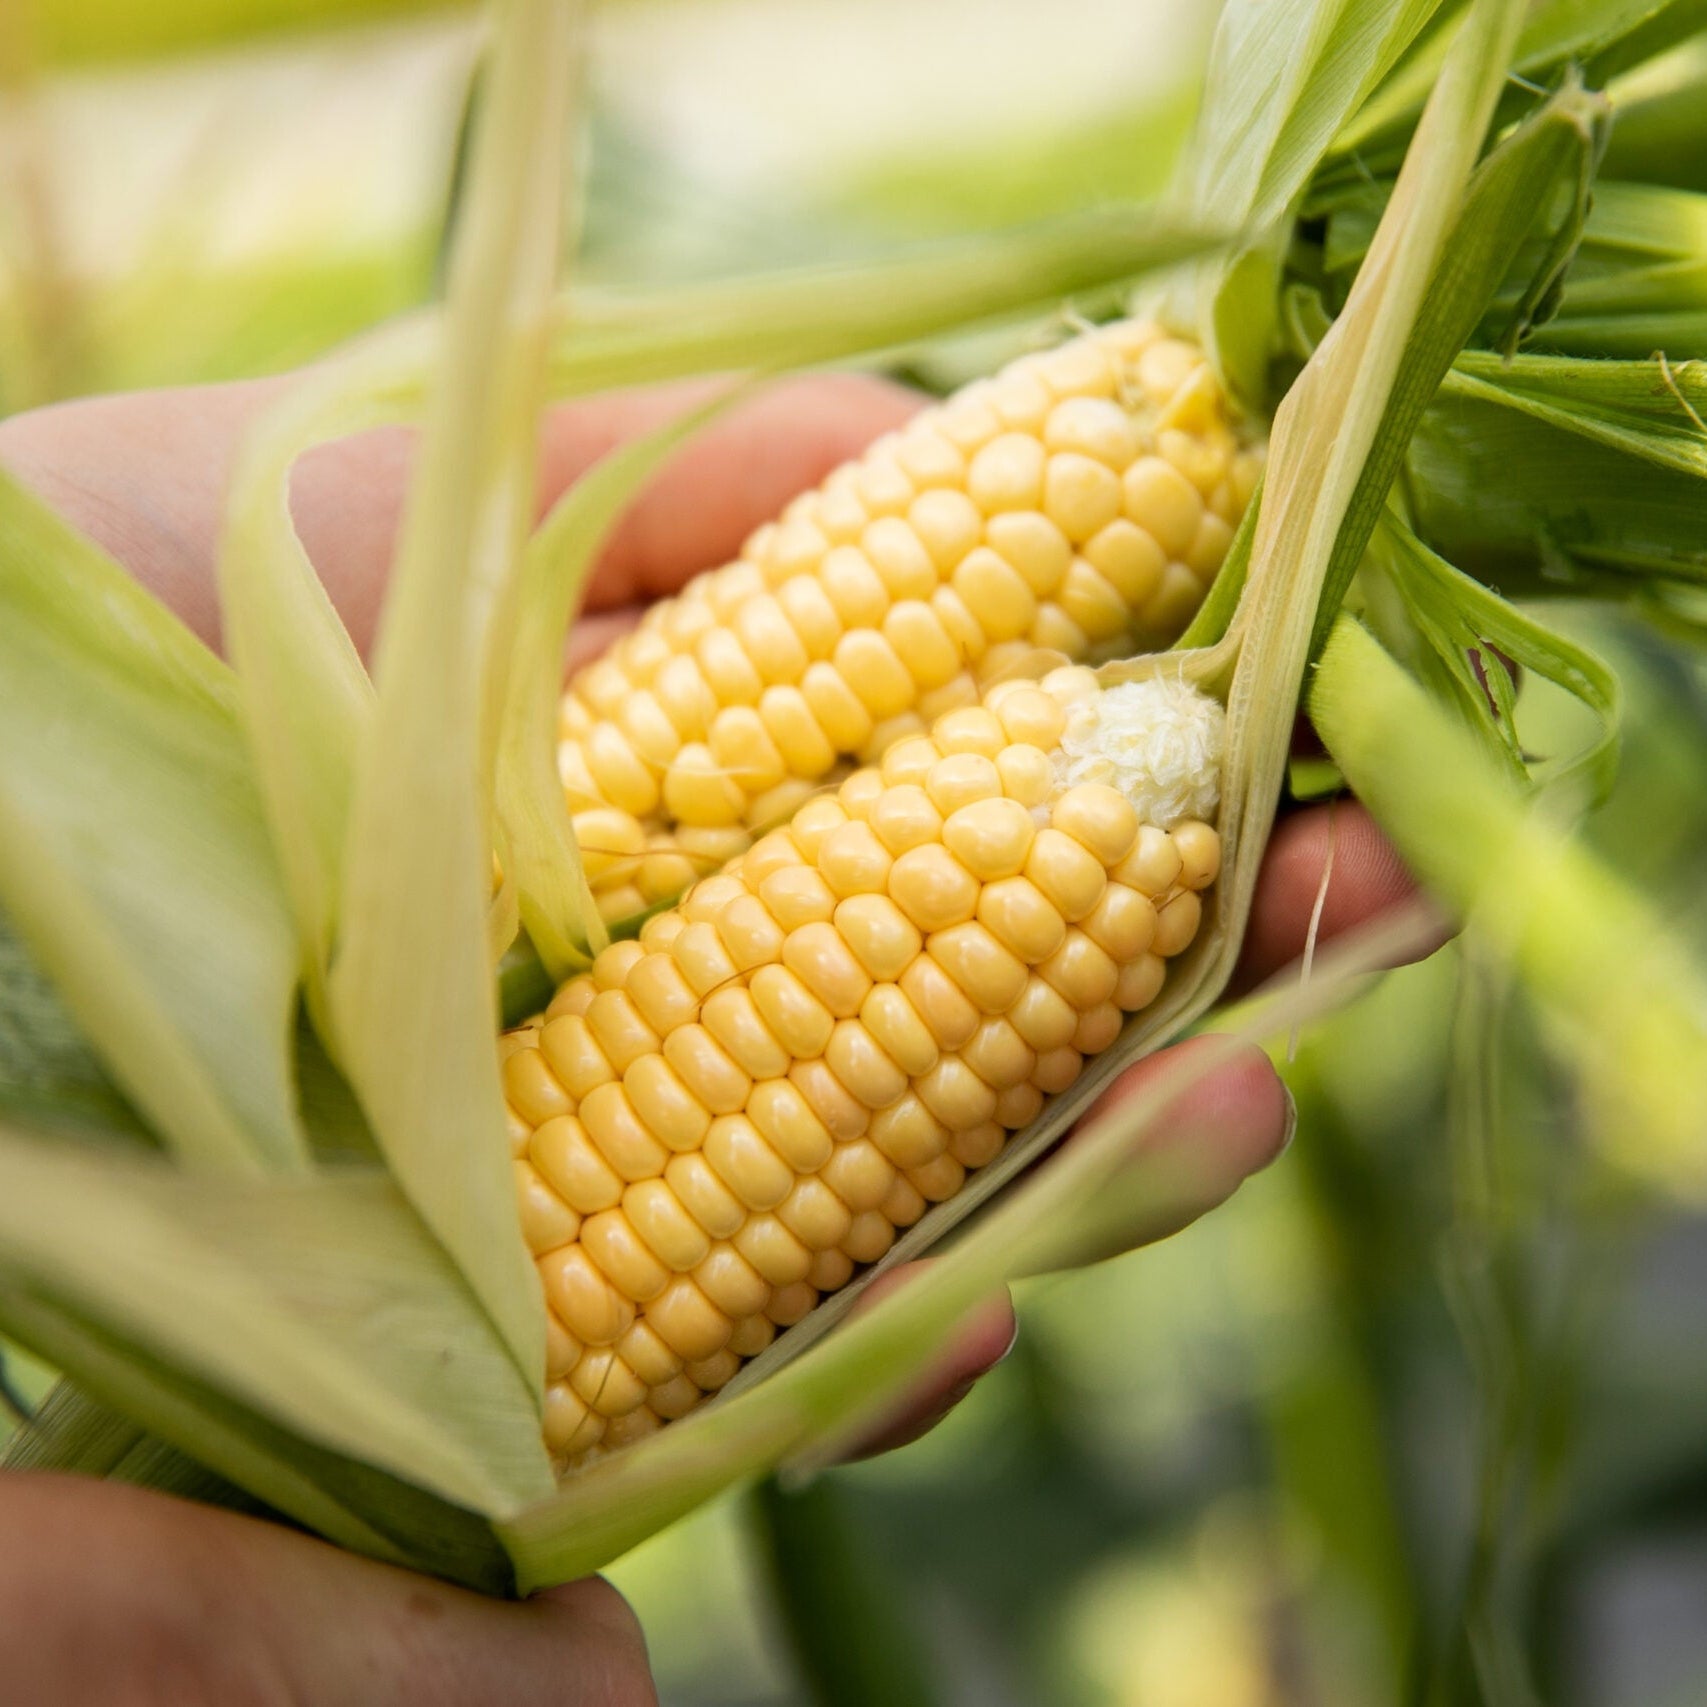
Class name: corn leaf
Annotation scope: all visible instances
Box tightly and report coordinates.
[1601,31,1707,189]
[0,912,153,1148]
[1366,509,1623,805]
[1311,615,1707,1194]
[1444,350,1707,476]
[2,1311,519,1592]
[0,474,307,1173]
[1309,76,1606,651]
[218,323,429,1001]
[0,1126,552,1549]
[1408,376,1707,587]
[1331,0,1707,161]
[495,396,736,979]
[326,0,581,1389]
[6,1387,272,1516]
[1188,74,1601,653]
[543,209,1230,400]
[1176,0,1444,400]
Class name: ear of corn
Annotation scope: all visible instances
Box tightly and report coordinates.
[505,665,1224,1466]
[558,320,1260,925]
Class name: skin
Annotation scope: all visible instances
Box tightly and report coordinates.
[0,369,1424,1704]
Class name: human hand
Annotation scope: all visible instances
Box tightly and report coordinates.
[0,1472,655,1706]
[0,366,1424,1463]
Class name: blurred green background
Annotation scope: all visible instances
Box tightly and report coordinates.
[4,2,1706,1702]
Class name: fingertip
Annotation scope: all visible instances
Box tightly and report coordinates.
[1095,1034,1294,1194]
[838,1271,1016,1459]
[852,1263,1015,1376]
[527,1577,657,1703]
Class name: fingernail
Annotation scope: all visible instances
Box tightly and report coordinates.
[992,1318,1021,1368]
[1277,1083,1299,1157]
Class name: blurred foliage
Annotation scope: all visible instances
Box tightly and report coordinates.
[22,0,474,67]
[6,1,1707,1702]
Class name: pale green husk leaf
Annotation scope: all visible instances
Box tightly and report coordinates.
[1176,0,1444,400]
[0,1125,552,1521]
[496,396,737,978]
[325,0,583,1388]
[0,473,306,1173]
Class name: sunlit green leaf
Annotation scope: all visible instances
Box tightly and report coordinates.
[545,208,1230,400]
[1312,616,1707,1193]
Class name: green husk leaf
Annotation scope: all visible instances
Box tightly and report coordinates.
[0,1127,552,1527]
[1192,4,1561,651]
[1309,75,1608,653]
[0,911,153,1147]
[1331,0,1707,162]
[1441,350,1707,476]
[0,473,307,1173]
[1366,508,1623,804]
[1407,371,1707,587]
[496,395,737,979]
[326,0,582,1388]
[1311,615,1707,1192]
[6,1387,271,1515]
[1176,0,1444,400]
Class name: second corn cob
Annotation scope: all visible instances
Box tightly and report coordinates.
[506,664,1225,1466]
[559,320,1259,924]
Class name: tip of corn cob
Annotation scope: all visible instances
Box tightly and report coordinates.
[1048,671,1226,829]
[555,318,1261,928]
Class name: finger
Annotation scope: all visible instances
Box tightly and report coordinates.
[292,370,921,650]
[553,371,921,610]
[1041,1034,1294,1270]
[1231,800,1434,995]
[0,369,920,656]
[252,1531,658,1707]
[834,1265,1017,1461]
[0,1474,659,1706]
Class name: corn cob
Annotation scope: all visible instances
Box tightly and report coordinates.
[506,664,1224,1465]
[559,320,1259,924]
